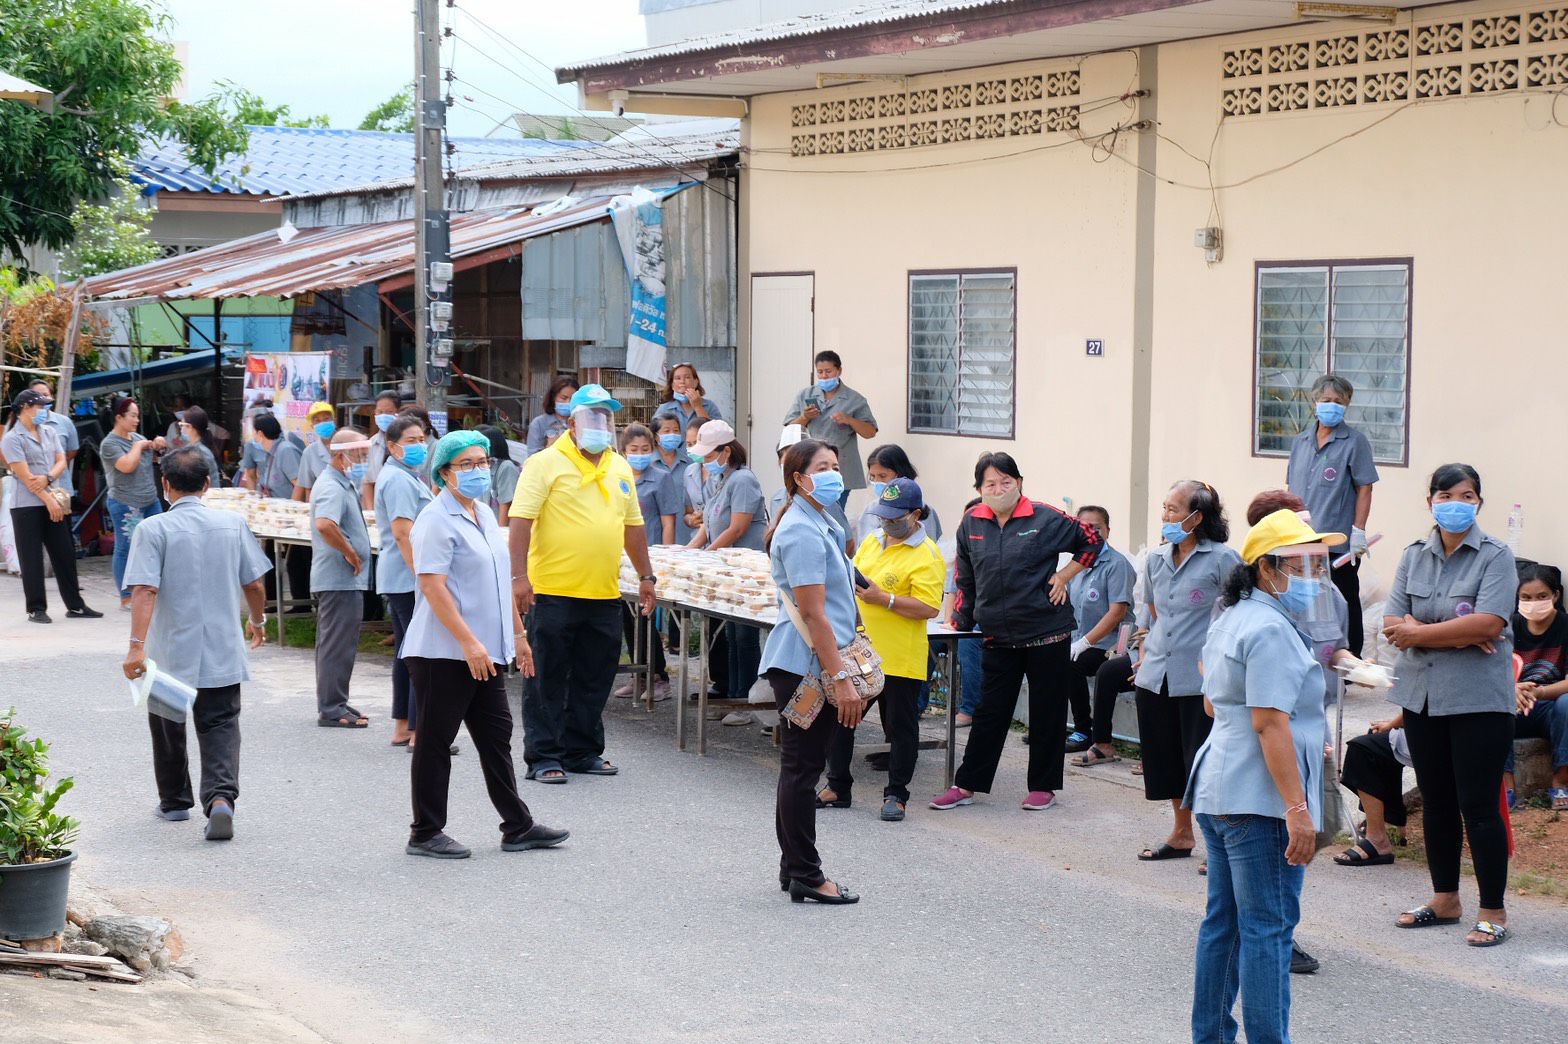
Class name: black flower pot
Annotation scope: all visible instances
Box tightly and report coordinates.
[0,850,77,941]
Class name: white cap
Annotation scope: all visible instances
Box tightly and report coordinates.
[776,423,804,453]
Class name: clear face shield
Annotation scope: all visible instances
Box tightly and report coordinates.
[1260,544,1336,629]
[572,407,616,453]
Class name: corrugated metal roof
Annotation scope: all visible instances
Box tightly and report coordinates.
[278,120,739,202]
[557,0,1016,75]
[132,125,580,197]
[80,196,631,301]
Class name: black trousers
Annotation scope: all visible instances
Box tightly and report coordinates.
[405,656,533,843]
[769,669,837,886]
[1331,560,1362,657]
[387,592,417,728]
[1402,705,1512,909]
[825,674,922,803]
[1088,654,1135,745]
[956,639,1074,794]
[1068,647,1106,735]
[1135,683,1212,802]
[285,544,312,606]
[1341,730,1409,828]
[9,506,84,615]
[148,683,241,816]
[521,595,621,771]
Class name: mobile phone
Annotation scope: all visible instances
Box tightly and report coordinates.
[853,567,870,589]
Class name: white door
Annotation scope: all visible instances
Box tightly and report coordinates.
[749,273,814,497]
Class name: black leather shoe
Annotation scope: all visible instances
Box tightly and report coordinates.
[788,878,860,905]
[407,833,471,859]
[778,871,789,892]
[27,611,51,624]
[66,605,103,619]
[501,823,569,851]
[1290,943,1320,974]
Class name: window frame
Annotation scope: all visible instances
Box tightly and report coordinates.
[1251,256,1413,468]
[905,266,1019,441]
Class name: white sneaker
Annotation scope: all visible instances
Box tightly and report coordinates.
[650,678,672,702]
[613,679,636,698]
[721,710,754,727]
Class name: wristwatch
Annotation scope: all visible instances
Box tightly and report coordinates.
[828,668,852,682]
[250,614,267,629]
[639,574,657,583]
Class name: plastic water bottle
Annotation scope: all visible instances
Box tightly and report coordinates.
[1507,503,1524,553]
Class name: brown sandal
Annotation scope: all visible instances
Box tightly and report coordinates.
[1072,747,1120,766]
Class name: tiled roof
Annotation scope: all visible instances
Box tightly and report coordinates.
[131,125,580,197]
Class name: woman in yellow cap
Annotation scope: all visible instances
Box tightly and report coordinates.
[1185,509,1343,1044]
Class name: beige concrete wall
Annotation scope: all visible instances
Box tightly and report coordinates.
[743,51,1147,539]
[740,0,1568,572]
[1148,0,1568,571]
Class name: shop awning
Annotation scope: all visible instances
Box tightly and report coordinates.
[79,193,651,302]
[70,348,242,399]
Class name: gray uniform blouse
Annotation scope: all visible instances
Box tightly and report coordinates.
[1070,543,1136,651]
[374,459,433,595]
[100,433,160,507]
[309,467,372,592]
[1285,422,1379,543]
[295,440,330,495]
[1135,539,1243,697]
[1187,592,1326,830]
[1384,526,1517,716]
[526,413,568,454]
[758,497,858,678]
[123,497,271,688]
[782,382,878,490]
[400,489,515,665]
[1,423,63,509]
[703,466,768,551]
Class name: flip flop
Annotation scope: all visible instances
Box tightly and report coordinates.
[527,765,568,784]
[1467,920,1509,947]
[1072,748,1120,767]
[1550,787,1568,812]
[1396,905,1462,929]
[566,758,619,776]
[319,715,369,728]
[1138,843,1194,861]
[390,738,412,747]
[1334,838,1394,867]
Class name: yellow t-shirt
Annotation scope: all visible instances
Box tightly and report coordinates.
[510,435,643,599]
[852,532,945,680]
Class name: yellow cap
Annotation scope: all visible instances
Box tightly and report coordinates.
[1241,509,1347,565]
[306,401,333,418]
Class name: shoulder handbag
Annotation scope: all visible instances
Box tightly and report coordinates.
[776,580,886,729]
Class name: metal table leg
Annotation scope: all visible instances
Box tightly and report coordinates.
[944,640,958,789]
[675,607,689,751]
[641,605,657,714]
[697,614,711,756]
[273,542,287,648]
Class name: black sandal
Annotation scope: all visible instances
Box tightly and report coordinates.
[1138,843,1194,861]
[1072,747,1120,767]
[1467,920,1509,947]
[816,788,851,809]
[1334,838,1394,867]
[1396,905,1461,929]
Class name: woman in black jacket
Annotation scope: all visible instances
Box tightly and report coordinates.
[929,452,1101,813]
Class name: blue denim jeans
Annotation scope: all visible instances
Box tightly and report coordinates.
[107,497,162,598]
[1192,813,1304,1044]
[957,637,983,717]
[1507,696,1568,773]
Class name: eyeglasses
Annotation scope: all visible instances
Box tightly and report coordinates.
[447,459,492,474]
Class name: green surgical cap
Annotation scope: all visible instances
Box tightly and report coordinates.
[430,429,490,489]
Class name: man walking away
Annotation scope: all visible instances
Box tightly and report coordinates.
[312,429,373,728]
[122,447,270,841]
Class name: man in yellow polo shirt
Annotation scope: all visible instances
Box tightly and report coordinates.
[509,384,656,784]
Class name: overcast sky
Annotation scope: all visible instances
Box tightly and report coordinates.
[162,0,647,137]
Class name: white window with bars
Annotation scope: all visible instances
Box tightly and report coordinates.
[908,271,1016,438]
[1254,261,1410,464]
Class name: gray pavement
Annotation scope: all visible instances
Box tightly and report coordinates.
[3,560,1567,1043]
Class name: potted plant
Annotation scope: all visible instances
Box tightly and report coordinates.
[0,708,79,942]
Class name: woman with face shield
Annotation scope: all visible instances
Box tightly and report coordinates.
[1185,509,1344,1044]
[815,479,944,822]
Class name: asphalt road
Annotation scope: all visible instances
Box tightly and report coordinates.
[3,562,1566,1043]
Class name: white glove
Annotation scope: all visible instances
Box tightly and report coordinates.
[1350,527,1368,557]
[1070,637,1091,661]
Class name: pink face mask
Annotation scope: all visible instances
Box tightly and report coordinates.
[1519,599,1556,621]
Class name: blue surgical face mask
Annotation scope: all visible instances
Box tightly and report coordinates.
[1433,500,1478,534]
[1275,573,1321,616]
[816,377,840,393]
[658,433,684,452]
[314,420,336,441]
[1315,402,1346,428]
[673,391,689,403]
[703,460,725,477]
[578,428,614,454]
[687,448,704,463]
[1160,511,1196,545]
[456,468,492,499]
[347,462,367,483]
[35,405,51,423]
[806,469,844,503]
[870,481,889,499]
[554,401,573,418]
[375,413,395,432]
[399,442,428,469]
[627,452,655,471]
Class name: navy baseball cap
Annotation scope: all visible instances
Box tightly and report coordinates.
[867,478,924,519]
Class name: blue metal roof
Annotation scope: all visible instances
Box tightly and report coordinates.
[132,126,579,197]
[71,348,244,398]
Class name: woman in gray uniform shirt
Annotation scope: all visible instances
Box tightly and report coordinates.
[1134,480,1240,864]
[1383,463,1517,947]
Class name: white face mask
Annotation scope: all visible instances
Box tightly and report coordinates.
[1519,599,1556,621]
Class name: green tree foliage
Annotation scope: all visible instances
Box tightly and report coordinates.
[59,173,159,279]
[216,80,330,129]
[359,83,415,134]
[0,0,248,259]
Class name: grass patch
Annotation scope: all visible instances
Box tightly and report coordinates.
[264,615,396,656]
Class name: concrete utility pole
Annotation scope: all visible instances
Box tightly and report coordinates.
[413,0,452,416]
